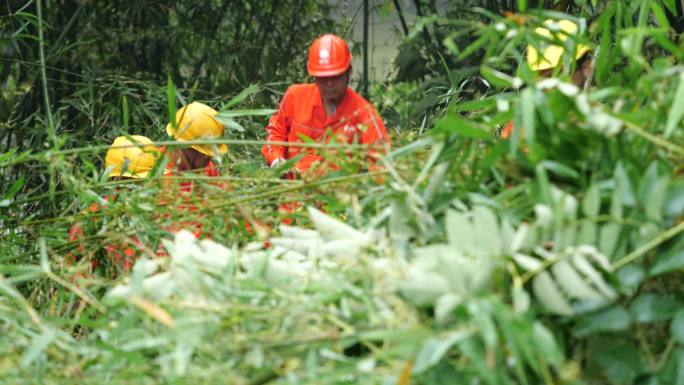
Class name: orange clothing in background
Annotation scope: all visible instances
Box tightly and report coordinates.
[67,195,141,275]
[261,84,388,173]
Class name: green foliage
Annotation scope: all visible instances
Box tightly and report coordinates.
[2,0,684,384]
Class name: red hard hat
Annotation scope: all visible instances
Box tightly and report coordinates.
[307,34,352,77]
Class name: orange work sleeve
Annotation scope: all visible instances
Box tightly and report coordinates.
[261,90,291,165]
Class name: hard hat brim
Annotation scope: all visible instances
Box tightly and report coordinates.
[166,122,228,157]
[108,169,150,179]
[191,143,228,157]
[307,66,350,77]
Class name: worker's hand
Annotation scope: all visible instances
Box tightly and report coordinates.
[270,158,286,168]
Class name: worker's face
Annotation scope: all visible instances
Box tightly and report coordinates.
[314,69,350,105]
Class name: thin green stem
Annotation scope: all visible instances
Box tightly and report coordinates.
[621,119,684,157]
[36,0,55,143]
[613,220,684,270]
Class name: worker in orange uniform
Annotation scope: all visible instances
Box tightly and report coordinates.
[163,102,267,238]
[67,135,162,276]
[262,33,389,176]
[165,102,226,181]
[502,19,592,139]
[161,102,227,238]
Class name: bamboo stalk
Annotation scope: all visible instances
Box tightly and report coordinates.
[36,0,55,143]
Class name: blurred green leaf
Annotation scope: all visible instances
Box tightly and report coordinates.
[574,306,631,337]
[650,247,684,276]
[223,83,260,109]
[166,75,177,130]
[215,109,275,118]
[629,293,682,323]
[433,114,490,139]
[665,72,684,138]
[412,329,474,374]
[672,310,684,345]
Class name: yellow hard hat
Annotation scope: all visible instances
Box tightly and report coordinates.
[166,102,227,157]
[526,19,591,72]
[105,135,161,178]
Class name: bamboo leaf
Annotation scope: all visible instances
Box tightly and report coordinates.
[215,109,275,118]
[472,205,500,258]
[582,184,601,216]
[521,87,536,145]
[412,329,474,374]
[167,75,177,130]
[433,114,490,139]
[533,271,574,316]
[664,72,684,138]
[551,260,603,301]
[572,253,616,299]
[223,83,260,109]
[446,209,475,256]
[20,329,55,368]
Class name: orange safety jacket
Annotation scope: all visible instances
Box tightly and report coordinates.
[262,84,389,173]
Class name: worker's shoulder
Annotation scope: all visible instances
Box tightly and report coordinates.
[286,83,317,96]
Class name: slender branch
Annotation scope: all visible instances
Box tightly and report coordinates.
[613,220,684,270]
[621,119,684,157]
[36,0,55,143]
[393,0,409,36]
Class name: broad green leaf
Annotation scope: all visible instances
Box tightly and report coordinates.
[645,177,669,221]
[629,293,682,323]
[650,1,671,29]
[445,209,475,256]
[551,260,603,301]
[599,223,621,259]
[665,181,684,218]
[513,253,542,271]
[521,87,536,146]
[582,184,601,216]
[532,322,563,368]
[390,199,414,246]
[433,114,490,139]
[434,293,464,323]
[472,205,500,258]
[3,175,25,201]
[650,248,684,276]
[21,329,55,368]
[596,342,648,384]
[535,164,552,206]
[456,31,491,62]
[577,222,597,245]
[454,96,497,112]
[574,306,631,336]
[213,115,245,133]
[672,309,684,345]
[533,271,573,316]
[541,160,579,180]
[512,285,530,313]
[469,303,497,348]
[572,252,616,299]
[412,329,474,374]
[616,265,646,291]
[400,270,450,306]
[665,72,684,138]
[481,65,520,89]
